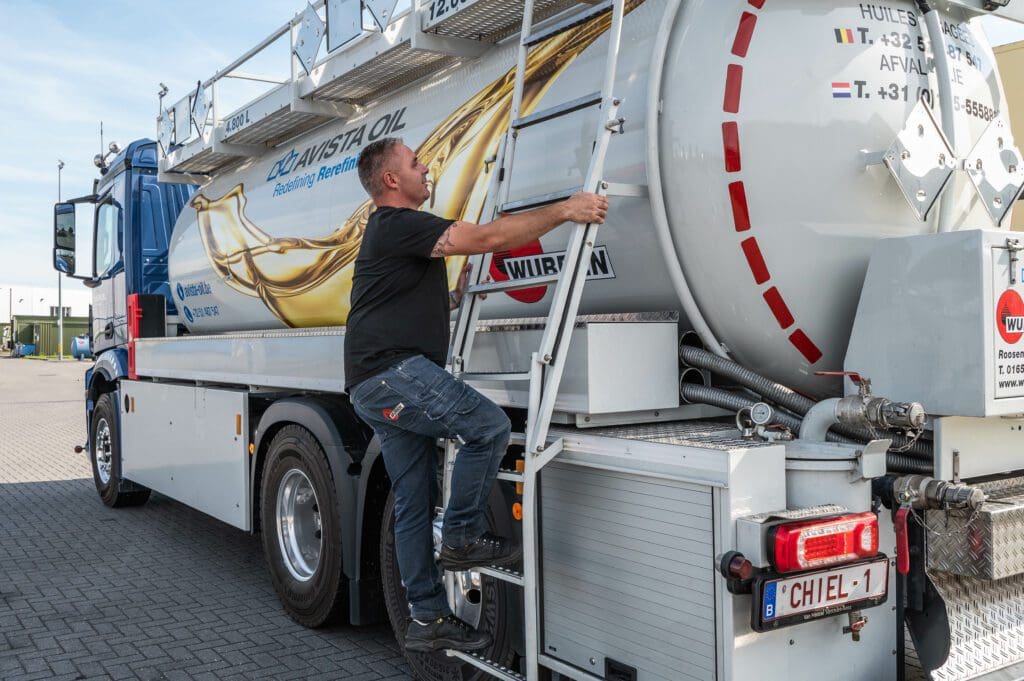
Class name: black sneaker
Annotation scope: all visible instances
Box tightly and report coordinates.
[404,615,492,653]
[438,532,522,571]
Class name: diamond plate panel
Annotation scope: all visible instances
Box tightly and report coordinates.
[927,571,1024,681]
[425,0,580,42]
[225,110,328,147]
[573,419,774,450]
[926,476,1024,580]
[311,45,456,104]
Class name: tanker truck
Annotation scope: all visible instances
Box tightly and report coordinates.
[52,0,1024,679]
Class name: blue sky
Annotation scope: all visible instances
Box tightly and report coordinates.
[1,2,1023,289]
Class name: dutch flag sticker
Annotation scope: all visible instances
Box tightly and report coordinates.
[832,82,852,99]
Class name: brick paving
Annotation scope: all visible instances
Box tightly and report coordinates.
[0,357,414,680]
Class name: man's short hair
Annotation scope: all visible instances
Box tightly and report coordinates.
[357,137,403,198]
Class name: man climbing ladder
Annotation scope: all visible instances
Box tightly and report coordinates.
[345,137,607,652]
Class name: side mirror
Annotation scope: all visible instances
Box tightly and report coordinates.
[53,202,77,274]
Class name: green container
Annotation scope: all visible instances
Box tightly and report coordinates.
[11,315,89,356]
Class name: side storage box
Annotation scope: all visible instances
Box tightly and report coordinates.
[120,380,250,530]
[540,461,716,681]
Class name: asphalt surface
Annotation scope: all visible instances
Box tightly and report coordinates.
[0,357,414,680]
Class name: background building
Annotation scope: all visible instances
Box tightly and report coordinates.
[995,40,1024,230]
[0,284,92,356]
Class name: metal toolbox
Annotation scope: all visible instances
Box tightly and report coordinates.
[926,476,1024,580]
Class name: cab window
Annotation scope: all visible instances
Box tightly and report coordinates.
[94,174,126,278]
[94,201,121,277]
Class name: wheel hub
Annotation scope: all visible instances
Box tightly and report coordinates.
[277,468,322,582]
[94,418,112,485]
[433,516,483,626]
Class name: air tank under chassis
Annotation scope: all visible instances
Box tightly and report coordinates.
[169,0,1009,397]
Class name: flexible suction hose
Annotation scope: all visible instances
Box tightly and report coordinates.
[679,345,933,458]
[679,345,815,415]
[680,384,932,473]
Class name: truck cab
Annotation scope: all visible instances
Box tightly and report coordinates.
[53,139,194,357]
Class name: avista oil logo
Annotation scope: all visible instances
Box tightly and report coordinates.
[997,289,1024,344]
[265,107,407,182]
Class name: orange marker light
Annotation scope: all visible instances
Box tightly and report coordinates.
[236,414,242,436]
[512,502,523,521]
[515,459,525,495]
[249,443,255,455]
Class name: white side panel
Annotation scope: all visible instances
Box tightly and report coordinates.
[586,323,679,413]
[933,415,1024,480]
[847,229,1024,418]
[120,380,250,530]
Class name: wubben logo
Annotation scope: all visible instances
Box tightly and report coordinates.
[997,289,1024,344]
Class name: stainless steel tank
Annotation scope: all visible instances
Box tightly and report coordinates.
[169,0,1009,396]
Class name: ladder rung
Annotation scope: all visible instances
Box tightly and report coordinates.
[459,371,532,382]
[604,182,649,197]
[477,565,525,586]
[499,186,582,213]
[467,274,560,296]
[509,432,527,447]
[511,92,602,130]
[446,651,524,681]
[523,0,615,47]
[496,470,524,482]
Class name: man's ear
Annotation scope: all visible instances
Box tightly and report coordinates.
[382,170,399,190]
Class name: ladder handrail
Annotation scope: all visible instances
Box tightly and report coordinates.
[443,2,629,680]
[524,0,626,456]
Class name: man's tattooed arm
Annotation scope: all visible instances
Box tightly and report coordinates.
[431,224,456,257]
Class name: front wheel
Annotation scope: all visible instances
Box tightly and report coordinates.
[260,425,348,628]
[381,488,520,681]
[90,392,150,508]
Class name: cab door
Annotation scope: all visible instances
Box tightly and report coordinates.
[91,176,127,354]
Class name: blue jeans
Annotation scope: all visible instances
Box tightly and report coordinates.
[350,354,512,620]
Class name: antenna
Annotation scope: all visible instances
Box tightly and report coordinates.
[100,121,104,156]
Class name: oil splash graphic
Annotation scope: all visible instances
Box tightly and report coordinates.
[189,6,635,328]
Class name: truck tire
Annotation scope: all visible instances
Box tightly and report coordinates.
[90,392,150,508]
[260,425,348,628]
[381,488,519,681]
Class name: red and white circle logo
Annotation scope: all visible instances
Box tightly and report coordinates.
[489,240,548,304]
[997,289,1024,344]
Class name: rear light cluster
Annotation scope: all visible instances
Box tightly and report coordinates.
[770,512,878,573]
[127,293,143,380]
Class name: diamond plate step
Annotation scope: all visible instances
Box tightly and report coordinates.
[446,651,524,681]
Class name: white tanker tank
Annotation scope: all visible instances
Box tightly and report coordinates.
[169,0,1012,398]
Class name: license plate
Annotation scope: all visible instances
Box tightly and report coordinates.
[752,557,889,632]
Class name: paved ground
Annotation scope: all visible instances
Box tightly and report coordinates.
[0,357,414,681]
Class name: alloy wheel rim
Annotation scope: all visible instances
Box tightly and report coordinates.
[94,418,112,485]
[277,468,322,582]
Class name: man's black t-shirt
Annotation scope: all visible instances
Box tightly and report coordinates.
[344,207,453,390]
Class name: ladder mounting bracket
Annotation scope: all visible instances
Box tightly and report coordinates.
[211,135,265,158]
[410,29,490,59]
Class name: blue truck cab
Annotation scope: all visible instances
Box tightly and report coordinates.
[52,139,194,417]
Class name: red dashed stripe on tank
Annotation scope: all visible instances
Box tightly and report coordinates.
[728,181,751,231]
[723,1,823,365]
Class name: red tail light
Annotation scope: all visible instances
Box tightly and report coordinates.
[127,293,142,380]
[770,512,878,573]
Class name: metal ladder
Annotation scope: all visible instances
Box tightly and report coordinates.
[442,1,633,679]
